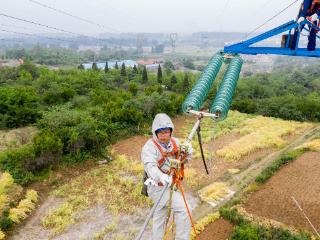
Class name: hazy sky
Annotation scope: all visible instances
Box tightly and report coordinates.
[0,0,303,36]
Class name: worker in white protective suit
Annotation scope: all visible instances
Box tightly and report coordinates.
[141,113,192,240]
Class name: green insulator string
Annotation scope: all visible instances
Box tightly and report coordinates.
[182,53,223,113]
[210,55,243,121]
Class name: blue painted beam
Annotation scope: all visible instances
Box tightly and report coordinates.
[225,47,320,57]
[223,0,320,58]
[224,21,297,51]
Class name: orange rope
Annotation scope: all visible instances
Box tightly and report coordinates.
[163,154,199,239]
[177,182,199,240]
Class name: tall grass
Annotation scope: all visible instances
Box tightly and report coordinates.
[42,154,150,234]
[216,116,311,161]
[297,138,320,152]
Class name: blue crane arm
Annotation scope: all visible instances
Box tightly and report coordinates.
[224,0,320,58]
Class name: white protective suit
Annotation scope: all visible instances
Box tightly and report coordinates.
[141,113,192,240]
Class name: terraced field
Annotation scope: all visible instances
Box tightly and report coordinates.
[5,112,319,240]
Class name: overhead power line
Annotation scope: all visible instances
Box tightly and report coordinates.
[216,0,231,32]
[245,0,299,38]
[0,28,75,43]
[0,22,53,33]
[28,0,120,33]
[0,12,94,38]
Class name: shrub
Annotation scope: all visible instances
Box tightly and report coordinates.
[230,225,259,240]
[25,131,63,171]
[0,87,40,128]
[0,145,35,185]
[39,105,107,158]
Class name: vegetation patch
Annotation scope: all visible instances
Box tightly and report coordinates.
[216,116,311,161]
[220,207,312,240]
[180,111,252,159]
[184,168,203,188]
[0,172,38,237]
[296,138,320,152]
[42,154,151,235]
[199,182,233,206]
[0,127,38,152]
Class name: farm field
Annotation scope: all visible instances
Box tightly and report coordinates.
[6,111,319,240]
[198,138,320,239]
[244,151,320,233]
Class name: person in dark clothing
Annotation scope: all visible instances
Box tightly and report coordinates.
[291,0,320,51]
[306,0,320,50]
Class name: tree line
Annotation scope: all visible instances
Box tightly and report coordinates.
[0,61,194,184]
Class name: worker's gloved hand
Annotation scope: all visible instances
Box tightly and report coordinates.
[159,174,172,186]
[180,142,192,155]
[307,13,318,22]
[297,17,305,24]
[144,178,156,186]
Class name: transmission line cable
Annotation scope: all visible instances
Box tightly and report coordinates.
[0,13,97,38]
[244,0,299,38]
[0,22,53,33]
[216,0,231,32]
[0,13,110,44]
[0,28,75,43]
[28,0,120,33]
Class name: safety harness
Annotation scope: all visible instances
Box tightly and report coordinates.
[151,138,185,180]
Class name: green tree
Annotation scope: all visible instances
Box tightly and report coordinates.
[182,58,195,70]
[171,74,177,85]
[115,61,119,69]
[142,66,148,84]
[0,87,40,128]
[157,64,163,84]
[128,82,138,96]
[120,63,126,76]
[104,61,109,72]
[164,60,174,74]
[182,73,190,92]
[18,60,39,79]
[78,64,84,70]
[133,64,138,74]
[92,62,98,71]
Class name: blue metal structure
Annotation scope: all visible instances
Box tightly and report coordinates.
[224,0,320,57]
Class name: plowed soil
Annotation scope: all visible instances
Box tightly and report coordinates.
[198,218,234,240]
[244,151,320,233]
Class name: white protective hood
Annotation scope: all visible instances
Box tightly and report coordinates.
[151,113,174,140]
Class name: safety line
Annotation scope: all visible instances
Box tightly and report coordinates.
[244,0,299,39]
[28,0,120,33]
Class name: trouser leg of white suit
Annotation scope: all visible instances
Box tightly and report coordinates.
[148,185,191,240]
[148,185,170,240]
[172,190,191,240]
[152,204,167,240]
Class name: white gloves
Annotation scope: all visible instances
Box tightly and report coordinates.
[144,178,156,186]
[180,142,192,155]
[307,13,319,22]
[159,174,172,186]
[297,17,305,24]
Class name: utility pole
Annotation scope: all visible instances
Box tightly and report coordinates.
[169,33,178,53]
[136,34,145,57]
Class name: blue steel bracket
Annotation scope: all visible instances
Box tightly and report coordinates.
[224,20,320,58]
